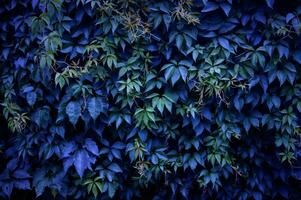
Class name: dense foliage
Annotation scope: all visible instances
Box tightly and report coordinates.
[1,0,301,199]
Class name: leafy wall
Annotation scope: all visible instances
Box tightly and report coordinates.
[0,0,301,199]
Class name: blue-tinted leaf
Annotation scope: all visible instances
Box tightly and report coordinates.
[272,96,281,108]
[74,150,90,178]
[265,0,274,8]
[26,91,37,106]
[14,180,30,190]
[87,97,106,120]
[202,107,212,121]
[112,142,125,150]
[176,34,183,49]
[31,107,50,129]
[13,170,31,179]
[171,69,180,85]
[234,96,244,111]
[2,183,13,196]
[66,101,81,125]
[220,3,231,16]
[178,67,187,81]
[218,37,234,52]
[201,2,218,12]
[108,163,122,173]
[84,139,99,156]
[293,51,301,64]
[32,0,39,9]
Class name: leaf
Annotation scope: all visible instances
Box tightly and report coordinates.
[26,91,37,106]
[164,90,178,103]
[63,157,74,172]
[112,142,125,149]
[66,101,81,125]
[277,71,286,86]
[218,37,233,52]
[192,50,198,61]
[202,107,212,121]
[164,65,175,81]
[13,170,31,179]
[265,0,274,8]
[139,129,148,141]
[156,99,164,114]
[87,97,107,120]
[178,67,187,81]
[84,139,99,156]
[201,2,219,12]
[32,0,39,9]
[31,107,50,129]
[2,183,13,196]
[277,45,289,58]
[14,180,30,190]
[286,13,295,23]
[108,163,122,173]
[171,69,180,85]
[74,150,90,178]
[176,34,183,49]
[220,3,231,16]
[293,51,301,64]
[234,96,244,111]
[272,96,281,109]
[108,183,117,198]
[297,102,301,112]
[55,73,66,89]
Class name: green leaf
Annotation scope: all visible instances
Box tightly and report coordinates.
[92,185,98,197]
[95,182,104,192]
[55,73,66,89]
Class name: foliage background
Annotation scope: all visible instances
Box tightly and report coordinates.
[1,0,301,199]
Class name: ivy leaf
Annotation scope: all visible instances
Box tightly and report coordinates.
[87,97,107,120]
[66,101,81,125]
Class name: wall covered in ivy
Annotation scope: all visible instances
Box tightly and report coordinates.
[1,0,301,199]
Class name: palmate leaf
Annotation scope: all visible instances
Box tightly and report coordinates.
[2,0,301,199]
